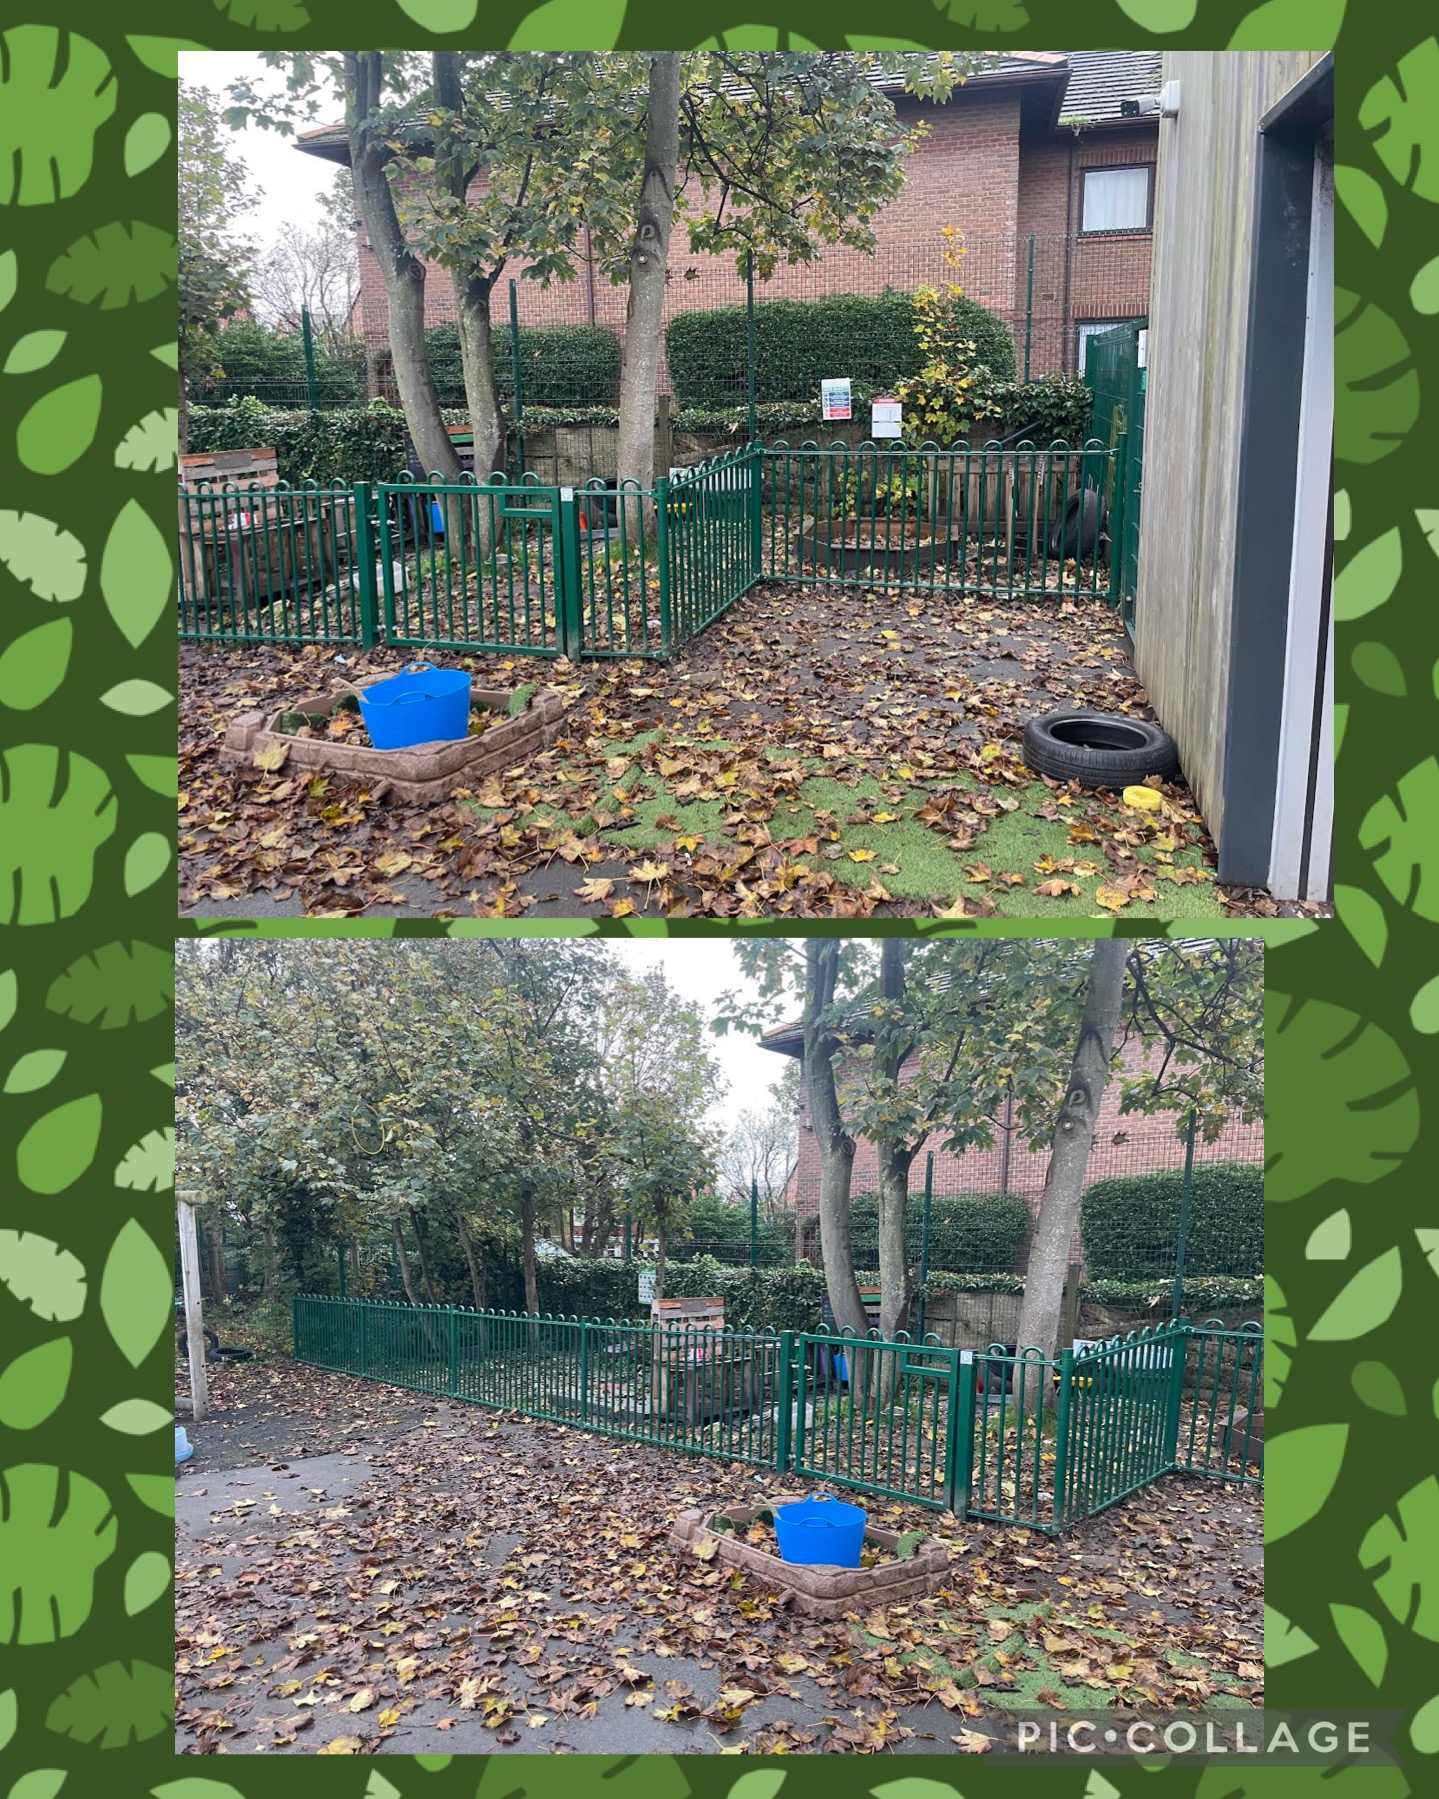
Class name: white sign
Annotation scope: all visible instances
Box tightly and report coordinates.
[871,397,903,439]
[821,377,852,422]
[637,1268,656,1304]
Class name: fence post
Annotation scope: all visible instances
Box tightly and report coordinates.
[291,1292,299,1361]
[509,279,525,481]
[776,1330,795,1472]
[1023,236,1034,383]
[1163,1323,1188,1470]
[917,1152,934,1340]
[748,447,763,586]
[580,1320,591,1430]
[1108,429,1128,610]
[655,475,672,656]
[557,488,583,660]
[359,1302,368,1380]
[1172,1108,1197,1321]
[302,306,318,411]
[750,1179,759,1269]
[948,1351,976,1518]
[1052,1347,1074,1528]
[447,1305,458,1398]
[746,249,757,444]
[351,482,378,648]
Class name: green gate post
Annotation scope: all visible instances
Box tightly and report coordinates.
[351,482,378,648]
[1172,1109,1197,1321]
[775,1330,795,1472]
[655,474,672,656]
[748,447,763,585]
[750,1179,759,1269]
[580,1319,591,1429]
[792,1336,808,1472]
[292,1292,300,1359]
[1163,1322,1188,1470]
[301,306,318,411]
[917,1152,934,1340]
[447,1305,458,1398]
[1108,430,1129,611]
[1023,237,1034,384]
[1052,1348,1074,1528]
[948,1351,977,1518]
[509,279,526,480]
[557,488,584,660]
[745,250,757,445]
[338,1245,346,1298]
[359,1303,368,1380]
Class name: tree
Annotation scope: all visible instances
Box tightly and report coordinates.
[251,199,360,345]
[718,1064,799,1218]
[178,83,256,453]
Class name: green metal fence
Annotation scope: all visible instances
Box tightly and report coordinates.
[293,1297,1261,1532]
[1084,320,1146,636]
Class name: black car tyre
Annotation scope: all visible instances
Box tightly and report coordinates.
[1022,708,1179,789]
[1048,487,1103,560]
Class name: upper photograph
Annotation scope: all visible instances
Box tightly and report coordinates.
[176,48,1334,923]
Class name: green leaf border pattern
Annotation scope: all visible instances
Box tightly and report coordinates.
[0,3,1434,1796]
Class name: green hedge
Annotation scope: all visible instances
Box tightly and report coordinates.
[186,397,410,485]
[1080,1164,1264,1281]
[421,321,621,408]
[848,1192,1029,1272]
[194,321,367,406]
[666,289,1017,408]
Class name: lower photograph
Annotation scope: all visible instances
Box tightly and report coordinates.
[173,934,1264,1756]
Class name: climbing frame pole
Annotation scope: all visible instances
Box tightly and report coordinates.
[177,1188,209,1423]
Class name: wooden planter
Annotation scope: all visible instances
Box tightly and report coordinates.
[795,517,958,578]
[222,677,570,804]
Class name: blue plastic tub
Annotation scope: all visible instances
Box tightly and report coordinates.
[358,663,472,750]
[175,1426,193,1466]
[773,1492,867,1567]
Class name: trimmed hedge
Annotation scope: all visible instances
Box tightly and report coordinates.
[1080,1164,1264,1281]
[848,1192,1029,1272]
[422,321,621,408]
[666,289,1017,408]
[186,397,409,485]
[194,321,367,406]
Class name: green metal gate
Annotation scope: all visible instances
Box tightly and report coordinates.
[1084,319,1146,635]
[795,1331,960,1510]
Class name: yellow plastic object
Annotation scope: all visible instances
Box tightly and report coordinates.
[1123,785,1163,812]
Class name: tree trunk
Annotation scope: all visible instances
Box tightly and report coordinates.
[392,1216,422,1307]
[655,1214,667,1305]
[343,54,459,487]
[206,1214,227,1304]
[456,1212,485,1312]
[520,1187,540,1318]
[804,939,868,1337]
[178,361,190,458]
[875,941,917,1344]
[615,52,680,535]
[411,1208,439,1304]
[1014,939,1129,1376]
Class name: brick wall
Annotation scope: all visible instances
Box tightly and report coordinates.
[354,98,1159,396]
[779,1030,1264,1266]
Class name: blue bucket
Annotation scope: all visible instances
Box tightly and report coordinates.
[773,1492,867,1567]
[358,663,472,750]
[175,1426,193,1466]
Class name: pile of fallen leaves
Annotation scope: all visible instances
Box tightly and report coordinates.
[176,1359,1263,1756]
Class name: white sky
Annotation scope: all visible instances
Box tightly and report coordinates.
[606,942,787,1136]
[181,52,345,248]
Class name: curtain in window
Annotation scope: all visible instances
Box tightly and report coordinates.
[1082,167,1150,232]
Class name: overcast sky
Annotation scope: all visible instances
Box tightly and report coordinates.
[182,51,345,247]
[606,942,788,1136]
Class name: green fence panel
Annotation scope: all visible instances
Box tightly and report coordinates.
[178,480,374,644]
[1173,1319,1264,1483]
[795,1330,959,1510]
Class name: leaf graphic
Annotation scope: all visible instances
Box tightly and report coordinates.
[1309,1247,1403,1341]
[1334,526,1401,620]
[0,1338,72,1429]
[1265,1274,1295,1409]
[1413,972,1439,1036]
[1305,1209,1351,1260]
[1412,1692,1439,1755]
[1267,993,1417,1202]
[0,619,72,711]
[1115,0,1196,30]
[127,754,177,796]
[1335,885,1387,967]
[125,1473,173,1516]
[0,511,86,602]
[100,1399,171,1434]
[0,1465,117,1643]
[0,26,116,204]
[44,1659,170,1747]
[0,747,117,928]
[114,409,177,472]
[0,970,14,1031]
[115,1128,174,1193]
[1412,255,1439,316]
[101,499,172,648]
[1330,1602,1387,1687]
[4,1049,66,1094]
[123,113,171,176]
[100,1220,171,1368]
[1360,1476,1439,1641]
[1228,0,1344,47]
[1360,38,1439,202]
[1360,757,1439,921]
[123,1550,171,1615]
[397,0,478,26]
[126,37,208,76]
[151,1785,247,1799]
[508,0,623,46]
[0,1688,14,1754]
[0,251,15,311]
[15,376,103,475]
[16,1095,103,1195]
[10,1769,67,1799]
[1335,288,1418,466]
[3,330,66,374]
[1351,640,1406,696]
[475,1756,685,1799]
[100,680,172,716]
[213,0,310,27]
[45,222,176,310]
[1351,1360,1406,1416]
[1335,164,1386,248]
[1264,1423,1347,1542]
[1264,1603,1317,1667]
[46,941,174,1029]
[0,1231,86,1321]
[123,833,172,898]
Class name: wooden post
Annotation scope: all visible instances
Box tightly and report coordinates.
[177,1189,209,1424]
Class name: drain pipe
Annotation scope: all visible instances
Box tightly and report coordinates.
[1062,136,1077,373]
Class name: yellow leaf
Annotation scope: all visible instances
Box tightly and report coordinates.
[577,877,615,903]
[693,1535,718,1561]
[847,848,877,862]
[318,1737,361,1753]
[349,1688,375,1712]
[629,860,669,883]
[377,1708,401,1728]
[1094,886,1130,911]
[607,897,636,917]
[253,741,289,772]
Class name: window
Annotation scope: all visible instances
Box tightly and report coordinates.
[1076,318,1141,374]
[1080,165,1153,234]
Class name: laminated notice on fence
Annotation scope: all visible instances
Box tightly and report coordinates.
[821,378,852,421]
[637,1268,656,1304]
[871,397,903,439]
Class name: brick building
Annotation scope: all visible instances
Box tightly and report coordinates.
[757,1018,1264,1267]
[296,51,1162,391]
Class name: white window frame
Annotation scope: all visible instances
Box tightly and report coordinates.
[1079,164,1153,235]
